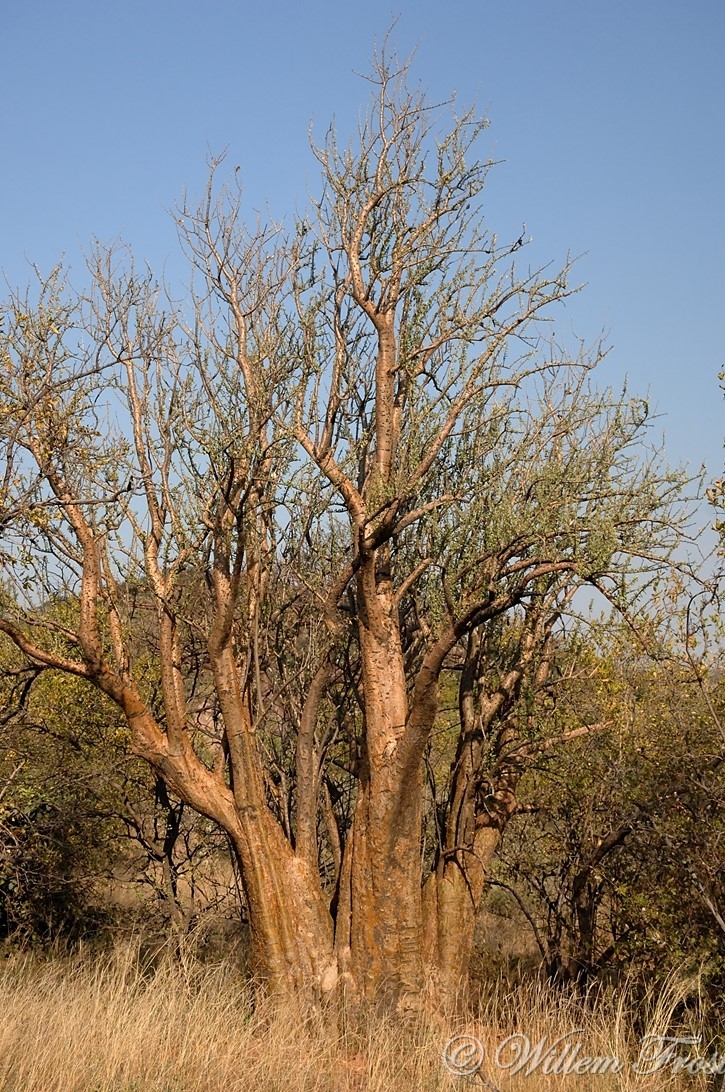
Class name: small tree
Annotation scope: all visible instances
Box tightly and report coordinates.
[493,617,725,995]
[0,45,689,1010]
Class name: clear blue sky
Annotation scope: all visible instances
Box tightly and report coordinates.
[2,0,723,489]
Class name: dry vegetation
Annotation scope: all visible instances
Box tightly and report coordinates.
[0,939,719,1092]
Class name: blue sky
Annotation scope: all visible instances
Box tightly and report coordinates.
[2,0,723,493]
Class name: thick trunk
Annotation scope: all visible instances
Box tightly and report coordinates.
[422,825,500,1005]
[209,645,335,999]
[336,753,425,1009]
[115,677,334,1000]
[136,721,334,999]
[228,816,334,997]
[336,557,426,1010]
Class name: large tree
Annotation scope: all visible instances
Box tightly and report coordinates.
[0,48,688,1011]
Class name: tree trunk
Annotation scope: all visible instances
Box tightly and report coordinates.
[422,825,501,1006]
[335,555,426,1011]
[337,751,425,1010]
[228,817,334,997]
[209,643,335,1000]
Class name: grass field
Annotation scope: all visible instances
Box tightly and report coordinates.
[0,939,718,1091]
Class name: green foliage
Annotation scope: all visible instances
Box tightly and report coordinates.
[0,660,117,940]
[707,369,725,552]
[491,625,725,995]
[0,625,234,944]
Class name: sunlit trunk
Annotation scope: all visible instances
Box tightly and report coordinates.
[227,821,334,998]
[208,643,334,1001]
[334,554,426,1010]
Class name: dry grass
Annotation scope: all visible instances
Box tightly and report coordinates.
[0,940,719,1091]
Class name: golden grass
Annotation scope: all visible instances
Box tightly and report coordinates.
[0,940,718,1091]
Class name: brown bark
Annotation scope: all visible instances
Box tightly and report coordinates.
[335,551,426,1010]
[422,824,501,1004]
[128,664,335,999]
[227,818,333,996]
[420,626,527,1005]
[208,631,334,997]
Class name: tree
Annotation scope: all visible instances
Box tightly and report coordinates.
[0,45,689,1011]
[492,614,725,996]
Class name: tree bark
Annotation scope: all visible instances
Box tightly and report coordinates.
[209,640,335,999]
[335,552,426,1010]
[227,819,334,997]
[422,825,501,1006]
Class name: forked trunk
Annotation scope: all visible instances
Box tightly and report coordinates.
[210,644,335,1000]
